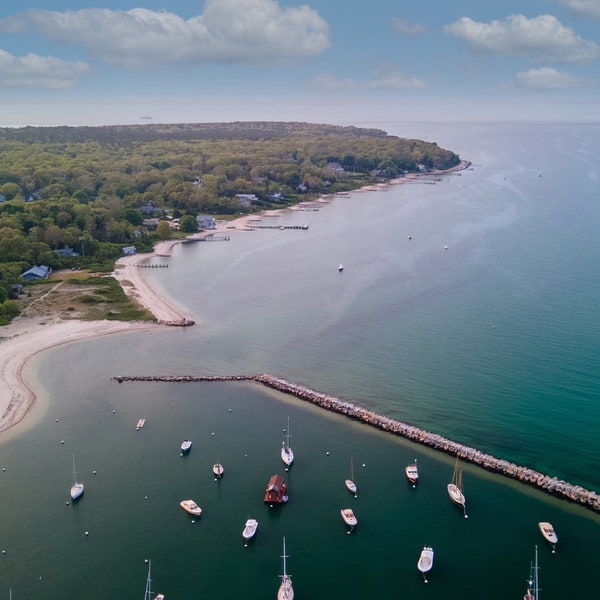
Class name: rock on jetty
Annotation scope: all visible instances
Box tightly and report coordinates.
[111,373,600,513]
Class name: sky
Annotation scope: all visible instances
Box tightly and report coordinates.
[0,0,599,127]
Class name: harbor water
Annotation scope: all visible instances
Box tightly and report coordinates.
[1,121,599,598]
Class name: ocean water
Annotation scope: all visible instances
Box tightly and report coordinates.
[1,122,599,598]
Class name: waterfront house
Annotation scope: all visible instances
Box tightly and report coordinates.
[21,265,52,281]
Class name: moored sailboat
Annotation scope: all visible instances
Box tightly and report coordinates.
[417,546,434,583]
[447,456,467,518]
[213,462,224,479]
[523,545,540,600]
[280,417,294,468]
[277,537,294,600]
[538,521,558,553]
[406,459,419,487]
[345,456,357,497]
[144,560,165,600]
[70,454,84,501]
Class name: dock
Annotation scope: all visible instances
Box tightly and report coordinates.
[112,373,600,513]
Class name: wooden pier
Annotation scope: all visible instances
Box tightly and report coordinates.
[111,373,600,513]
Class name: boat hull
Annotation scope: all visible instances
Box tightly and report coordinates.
[70,483,84,501]
[281,447,294,466]
[213,463,224,478]
[181,439,192,453]
[417,547,434,574]
[345,479,357,495]
[242,519,258,540]
[447,483,465,507]
[538,521,558,544]
[406,464,419,484]
[341,508,357,527]
[180,499,202,516]
[277,576,294,600]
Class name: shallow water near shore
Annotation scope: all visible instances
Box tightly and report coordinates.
[2,121,600,598]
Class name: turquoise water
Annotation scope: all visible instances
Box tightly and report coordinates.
[1,122,599,598]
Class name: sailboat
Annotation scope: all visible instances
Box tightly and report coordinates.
[280,417,294,468]
[523,545,540,600]
[70,454,84,501]
[213,461,224,480]
[144,560,165,600]
[447,456,467,517]
[406,459,419,487]
[417,546,434,583]
[345,456,357,497]
[277,537,294,600]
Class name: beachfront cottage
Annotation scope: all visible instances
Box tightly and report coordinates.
[21,265,52,281]
[196,215,216,230]
[122,246,137,255]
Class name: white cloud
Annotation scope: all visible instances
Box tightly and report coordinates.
[0,49,90,88]
[515,66,586,88]
[444,14,599,63]
[0,0,330,69]
[314,66,426,92]
[554,1,600,19]
[391,18,426,35]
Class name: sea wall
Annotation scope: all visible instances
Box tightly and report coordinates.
[112,373,600,513]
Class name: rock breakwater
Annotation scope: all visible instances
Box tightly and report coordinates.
[111,372,599,513]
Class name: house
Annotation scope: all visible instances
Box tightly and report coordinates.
[21,265,52,281]
[327,162,345,173]
[196,215,216,230]
[235,194,258,207]
[122,246,137,255]
[138,203,163,217]
[263,474,287,504]
[55,246,79,257]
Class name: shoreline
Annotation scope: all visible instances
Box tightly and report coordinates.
[0,160,471,432]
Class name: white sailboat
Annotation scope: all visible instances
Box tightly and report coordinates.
[144,560,165,600]
[538,521,558,553]
[406,459,419,487]
[345,456,357,497]
[523,545,540,600]
[213,461,224,479]
[277,537,294,600]
[70,454,84,501]
[417,546,434,583]
[447,456,467,518]
[280,417,294,468]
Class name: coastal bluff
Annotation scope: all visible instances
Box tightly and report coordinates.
[112,373,600,513]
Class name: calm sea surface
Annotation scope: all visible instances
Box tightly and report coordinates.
[1,122,599,599]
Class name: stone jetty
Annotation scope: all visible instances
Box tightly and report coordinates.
[111,373,600,513]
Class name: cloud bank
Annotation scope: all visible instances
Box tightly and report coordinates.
[0,0,331,69]
[445,14,599,63]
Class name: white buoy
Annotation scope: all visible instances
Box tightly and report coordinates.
[85,531,89,536]
[61,440,64,444]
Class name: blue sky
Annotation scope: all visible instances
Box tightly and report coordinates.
[0,0,599,126]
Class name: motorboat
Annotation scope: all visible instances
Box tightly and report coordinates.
[179,499,202,516]
[242,518,258,544]
[213,463,224,479]
[338,264,344,272]
[180,439,192,453]
[406,459,419,487]
[538,521,558,552]
[417,546,434,582]
[340,508,357,531]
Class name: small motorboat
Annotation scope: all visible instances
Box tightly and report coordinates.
[538,521,558,552]
[417,546,434,582]
[181,439,192,453]
[340,508,357,531]
[242,518,258,544]
[179,499,202,516]
[406,459,419,487]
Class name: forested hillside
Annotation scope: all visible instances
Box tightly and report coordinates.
[0,121,460,322]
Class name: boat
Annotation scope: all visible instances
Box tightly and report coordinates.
[264,474,288,504]
[344,456,357,497]
[144,560,165,600]
[338,264,344,271]
[180,439,192,453]
[242,518,258,545]
[179,499,202,516]
[341,508,357,531]
[538,521,558,552]
[523,545,540,600]
[417,546,434,583]
[277,537,294,600]
[136,418,146,430]
[447,456,467,517]
[213,462,224,479]
[70,454,84,501]
[406,459,419,487]
[280,417,294,467]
